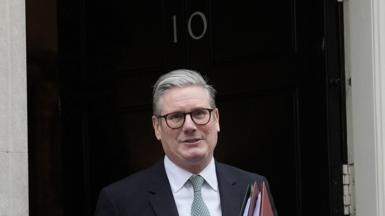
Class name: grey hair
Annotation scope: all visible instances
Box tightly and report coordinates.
[152,69,216,115]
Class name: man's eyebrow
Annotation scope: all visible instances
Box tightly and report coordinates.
[164,107,207,114]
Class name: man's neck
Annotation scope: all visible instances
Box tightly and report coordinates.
[166,155,213,174]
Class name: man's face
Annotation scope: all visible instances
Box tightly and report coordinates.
[152,86,220,173]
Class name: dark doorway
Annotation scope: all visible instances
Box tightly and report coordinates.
[27,0,347,215]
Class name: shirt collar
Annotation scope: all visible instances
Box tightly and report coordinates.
[164,156,219,193]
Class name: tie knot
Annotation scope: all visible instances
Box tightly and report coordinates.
[189,175,204,192]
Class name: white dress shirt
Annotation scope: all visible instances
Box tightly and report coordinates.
[164,156,222,216]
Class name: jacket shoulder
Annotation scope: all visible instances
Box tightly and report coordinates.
[98,161,164,205]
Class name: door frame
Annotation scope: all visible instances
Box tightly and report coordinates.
[344,0,385,215]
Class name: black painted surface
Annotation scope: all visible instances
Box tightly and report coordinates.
[27,0,346,215]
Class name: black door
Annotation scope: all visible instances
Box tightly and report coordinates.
[28,0,346,215]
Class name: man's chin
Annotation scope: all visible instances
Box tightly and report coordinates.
[184,153,211,165]
[183,148,205,158]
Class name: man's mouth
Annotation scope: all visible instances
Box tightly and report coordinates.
[182,138,201,143]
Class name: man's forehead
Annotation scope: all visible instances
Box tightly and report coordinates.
[158,86,210,110]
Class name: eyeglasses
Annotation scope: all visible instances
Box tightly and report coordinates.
[157,108,214,129]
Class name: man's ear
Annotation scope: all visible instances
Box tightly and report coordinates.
[152,115,161,140]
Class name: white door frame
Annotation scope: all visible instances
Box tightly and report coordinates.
[0,0,29,215]
[344,0,385,215]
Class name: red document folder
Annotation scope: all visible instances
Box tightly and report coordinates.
[240,181,274,216]
[260,181,274,216]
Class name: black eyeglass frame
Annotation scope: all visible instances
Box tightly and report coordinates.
[156,108,215,129]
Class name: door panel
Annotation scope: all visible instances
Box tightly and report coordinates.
[211,1,295,61]
[86,0,165,70]
[216,90,300,215]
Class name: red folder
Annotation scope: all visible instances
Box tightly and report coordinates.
[260,181,274,216]
[240,181,274,216]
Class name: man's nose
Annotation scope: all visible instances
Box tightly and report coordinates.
[182,114,197,131]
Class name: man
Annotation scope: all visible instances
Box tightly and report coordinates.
[94,69,278,216]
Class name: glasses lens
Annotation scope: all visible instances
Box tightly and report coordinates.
[191,109,211,125]
[166,112,185,128]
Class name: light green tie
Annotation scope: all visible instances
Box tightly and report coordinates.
[189,175,211,216]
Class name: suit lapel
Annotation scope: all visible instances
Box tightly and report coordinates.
[148,161,179,216]
[216,162,246,216]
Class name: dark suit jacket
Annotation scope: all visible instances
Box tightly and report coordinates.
[94,160,278,216]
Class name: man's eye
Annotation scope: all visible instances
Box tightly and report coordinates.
[168,113,184,121]
[192,110,207,118]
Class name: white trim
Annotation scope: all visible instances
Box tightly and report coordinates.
[344,0,385,215]
[0,0,29,215]
[372,0,385,214]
